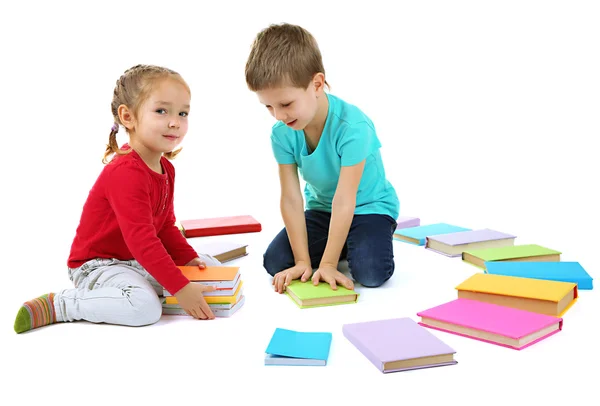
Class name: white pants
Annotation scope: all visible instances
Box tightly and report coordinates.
[54,255,221,327]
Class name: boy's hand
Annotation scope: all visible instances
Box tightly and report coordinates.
[185,257,207,269]
[272,261,313,293]
[173,282,216,320]
[312,263,354,291]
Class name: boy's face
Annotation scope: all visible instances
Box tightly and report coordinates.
[256,83,319,131]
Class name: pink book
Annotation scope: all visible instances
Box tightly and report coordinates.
[417,299,563,350]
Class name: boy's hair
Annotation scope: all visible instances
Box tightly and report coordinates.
[245,23,329,91]
[103,64,190,164]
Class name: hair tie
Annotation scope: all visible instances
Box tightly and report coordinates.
[111,123,119,132]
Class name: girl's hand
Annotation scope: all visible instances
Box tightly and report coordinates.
[312,263,354,291]
[272,261,313,293]
[173,282,216,320]
[185,257,206,269]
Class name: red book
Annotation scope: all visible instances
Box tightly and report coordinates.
[180,215,262,238]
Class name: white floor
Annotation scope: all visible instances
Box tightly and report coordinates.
[3,1,599,405]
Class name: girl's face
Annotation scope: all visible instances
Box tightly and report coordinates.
[129,77,191,161]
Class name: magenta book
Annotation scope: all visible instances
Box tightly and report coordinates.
[417,298,563,350]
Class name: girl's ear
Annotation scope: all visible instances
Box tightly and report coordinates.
[118,104,136,131]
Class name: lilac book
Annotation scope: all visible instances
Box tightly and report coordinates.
[425,228,516,257]
[395,216,420,230]
[342,317,457,373]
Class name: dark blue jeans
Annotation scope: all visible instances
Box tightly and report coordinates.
[263,210,397,288]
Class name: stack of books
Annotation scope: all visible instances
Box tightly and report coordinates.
[162,266,245,317]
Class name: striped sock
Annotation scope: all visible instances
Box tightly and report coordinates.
[14,293,58,334]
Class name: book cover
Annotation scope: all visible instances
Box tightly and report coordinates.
[395,216,420,230]
[265,328,332,366]
[342,317,457,373]
[417,298,563,350]
[455,273,577,317]
[394,223,471,246]
[485,261,593,290]
[425,228,516,257]
[285,280,359,308]
[181,215,262,238]
[165,281,244,305]
[462,244,561,269]
[178,266,239,284]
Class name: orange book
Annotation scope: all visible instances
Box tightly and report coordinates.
[165,281,244,305]
[178,266,239,285]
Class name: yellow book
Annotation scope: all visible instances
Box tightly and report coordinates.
[455,273,577,317]
[165,281,243,305]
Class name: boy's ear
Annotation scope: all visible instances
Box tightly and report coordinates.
[118,104,136,131]
[312,72,326,94]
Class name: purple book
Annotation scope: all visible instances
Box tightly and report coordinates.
[342,317,457,373]
[395,216,420,230]
[425,228,516,257]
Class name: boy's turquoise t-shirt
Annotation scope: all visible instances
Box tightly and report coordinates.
[270,93,399,219]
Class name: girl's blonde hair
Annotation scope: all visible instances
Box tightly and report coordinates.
[103,64,190,164]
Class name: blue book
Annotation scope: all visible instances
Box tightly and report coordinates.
[265,328,333,366]
[393,223,471,246]
[485,261,593,290]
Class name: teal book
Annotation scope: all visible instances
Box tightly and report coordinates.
[394,223,471,246]
[485,261,593,290]
[265,328,333,366]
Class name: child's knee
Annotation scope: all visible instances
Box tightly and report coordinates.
[263,248,292,277]
[127,288,162,326]
[349,257,394,288]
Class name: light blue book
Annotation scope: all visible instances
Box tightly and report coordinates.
[265,328,333,366]
[485,261,593,290]
[393,223,471,246]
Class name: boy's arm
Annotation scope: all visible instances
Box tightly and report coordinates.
[278,163,311,266]
[319,160,365,268]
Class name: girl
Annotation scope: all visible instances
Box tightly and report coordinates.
[245,24,400,293]
[14,64,220,333]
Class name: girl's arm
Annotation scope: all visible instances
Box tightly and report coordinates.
[278,163,311,265]
[319,160,365,268]
[158,206,199,266]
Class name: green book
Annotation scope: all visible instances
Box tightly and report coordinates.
[462,244,561,270]
[285,280,359,309]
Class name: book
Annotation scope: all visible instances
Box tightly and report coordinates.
[181,215,261,238]
[193,241,248,263]
[265,328,333,366]
[455,273,577,317]
[462,244,561,270]
[425,228,516,257]
[393,223,471,246]
[162,266,241,296]
[284,280,359,308]
[395,216,420,230]
[162,295,246,317]
[485,261,593,290]
[342,317,457,373]
[417,298,563,350]
[165,280,244,305]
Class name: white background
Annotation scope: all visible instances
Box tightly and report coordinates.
[2,1,598,405]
